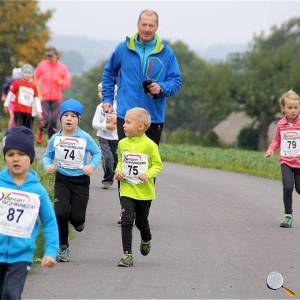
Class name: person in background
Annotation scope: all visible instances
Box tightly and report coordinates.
[102,9,182,145]
[0,126,58,299]
[43,99,101,262]
[265,90,300,228]
[1,66,22,128]
[92,82,118,190]
[35,47,71,142]
[4,64,42,129]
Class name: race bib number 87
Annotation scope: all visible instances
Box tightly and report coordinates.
[281,130,300,157]
[0,188,40,238]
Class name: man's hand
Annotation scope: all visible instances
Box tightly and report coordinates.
[102,103,112,113]
[148,82,161,96]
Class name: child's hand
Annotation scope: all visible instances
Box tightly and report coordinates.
[46,164,56,174]
[41,256,56,268]
[264,150,274,158]
[138,173,148,182]
[106,123,117,130]
[36,112,43,120]
[81,165,94,176]
[115,171,125,181]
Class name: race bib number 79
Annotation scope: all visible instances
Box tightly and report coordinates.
[281,130,300,157]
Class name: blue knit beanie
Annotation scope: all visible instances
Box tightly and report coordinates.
[60,99,84,120]
[3,126,35,163]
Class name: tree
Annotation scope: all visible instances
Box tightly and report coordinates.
[166,41,215,133]
[237,17,300,149]
[0,0,52,85]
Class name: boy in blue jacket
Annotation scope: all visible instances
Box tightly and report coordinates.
[43,99,101,262]
[0,126,59,300]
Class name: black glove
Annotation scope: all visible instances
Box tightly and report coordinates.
[142,80,159,99]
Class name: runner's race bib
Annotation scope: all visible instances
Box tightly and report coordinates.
[54,136,87,169]
[18,86,34,107]
[281,130,300,157]
[0,187,40,238]
[122,152,148,184]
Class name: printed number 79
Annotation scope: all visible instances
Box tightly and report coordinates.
[287,141,297,149]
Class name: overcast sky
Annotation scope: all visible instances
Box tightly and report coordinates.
[39,1,300,47]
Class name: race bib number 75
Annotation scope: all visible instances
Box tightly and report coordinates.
[122,152,148,184]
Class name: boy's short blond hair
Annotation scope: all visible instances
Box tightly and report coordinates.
[126,107,151,130]
[280,89,300,107]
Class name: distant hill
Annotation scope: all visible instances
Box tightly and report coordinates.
[48,35,248,74]
[48,35,117,74]
[192,43,248,61]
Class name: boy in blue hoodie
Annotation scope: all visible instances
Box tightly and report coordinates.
[0,126,59,300]
[43,99,101,262]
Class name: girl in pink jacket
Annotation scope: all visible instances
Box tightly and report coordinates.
[265,90,300,228]
[35,47,71,142]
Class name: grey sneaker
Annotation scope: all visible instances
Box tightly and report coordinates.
[102,182,112,189]
[56,246,70,262]
[117,252,133,267]
[140,240,151,256]
[280,214,293,228]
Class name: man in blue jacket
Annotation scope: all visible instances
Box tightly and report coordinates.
[102,9,182,145]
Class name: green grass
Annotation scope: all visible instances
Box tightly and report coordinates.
[159,144,281,181]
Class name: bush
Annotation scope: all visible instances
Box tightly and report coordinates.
[202,129,221,147]
[238,126,259,150]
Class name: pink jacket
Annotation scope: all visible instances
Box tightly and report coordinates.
[34,60,71,101]
[267,114,300,168]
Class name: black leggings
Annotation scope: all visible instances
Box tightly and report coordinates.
[120,196,152,253]
[14,112,33,129]
[54,172,90,246]
[0,262,30,300]
[281,164,300,214]
[39,100,61,139]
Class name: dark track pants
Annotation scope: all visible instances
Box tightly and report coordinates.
[54,172,90,246]
[0,262,30,300]
[120,196,152,253]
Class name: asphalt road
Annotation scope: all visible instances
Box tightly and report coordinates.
[23,162,300,299]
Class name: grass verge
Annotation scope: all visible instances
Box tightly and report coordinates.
[159,144,281,181]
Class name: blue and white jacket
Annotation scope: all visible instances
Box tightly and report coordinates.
[0,169,59,263]
[102,33,182,123]
[43,127,101,177]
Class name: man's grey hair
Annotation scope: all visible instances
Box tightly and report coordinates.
[138,9,159,25]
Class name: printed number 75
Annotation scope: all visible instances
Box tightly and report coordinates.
[128,165,138,175]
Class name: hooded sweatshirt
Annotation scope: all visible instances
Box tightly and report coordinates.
[0,169,59,263]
